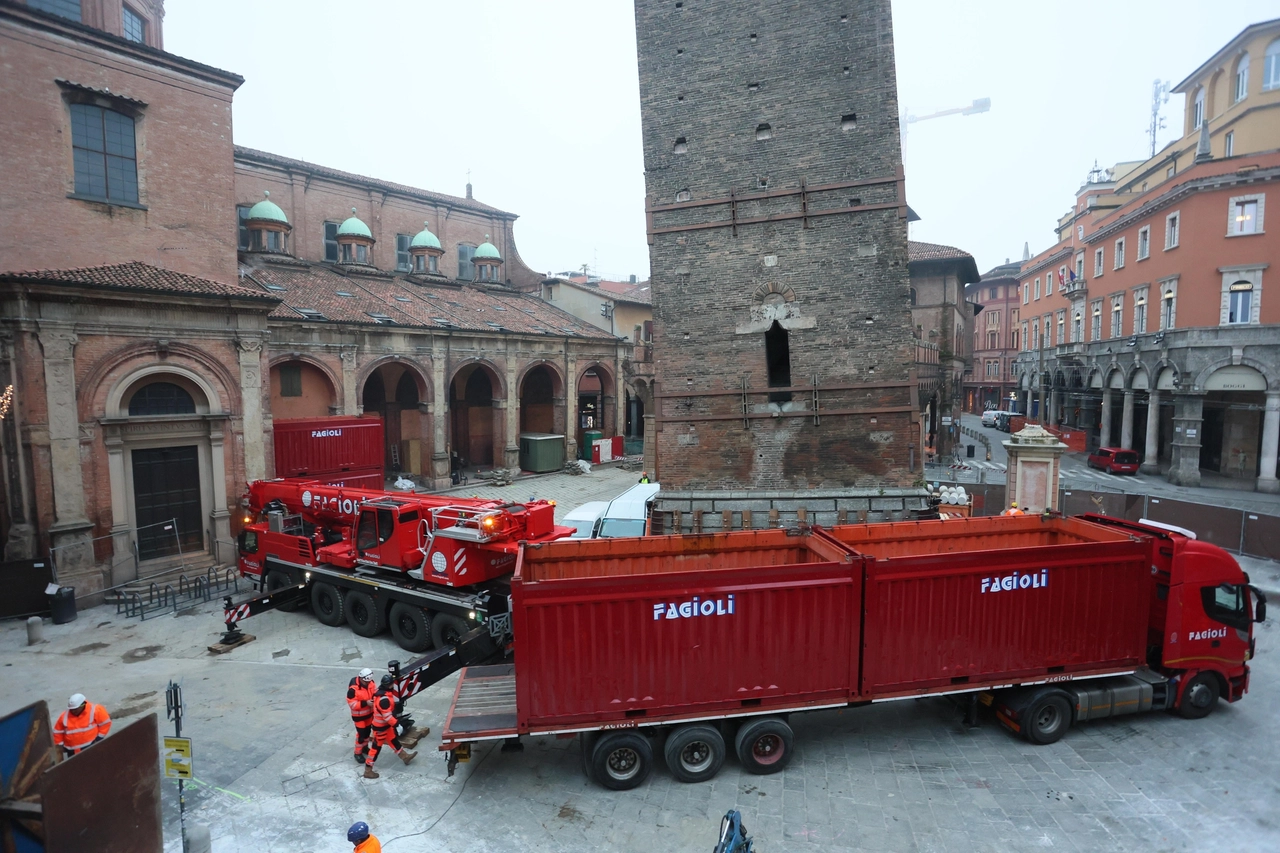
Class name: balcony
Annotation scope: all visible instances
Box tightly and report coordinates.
[1054,342,1085,358]
[1058,277,1087,297]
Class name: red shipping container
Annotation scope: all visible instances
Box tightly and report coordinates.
[819,518,1151,698]
[512,530,859,729]
[273,416,383,479]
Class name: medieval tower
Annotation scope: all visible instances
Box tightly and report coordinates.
[636,0,917,490]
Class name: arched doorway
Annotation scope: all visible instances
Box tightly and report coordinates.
[519,365,558,434]
[1201,365,1268,478]
[362,364,426,475]
[270,359,337,418]
[113,374,218,561]
[451,365,499,468]
[576,367,615,455]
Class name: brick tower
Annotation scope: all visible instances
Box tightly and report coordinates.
[636,0,917,490]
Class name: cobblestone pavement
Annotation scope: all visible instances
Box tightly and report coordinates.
[432,462,645,524]
[3,463,1277,852]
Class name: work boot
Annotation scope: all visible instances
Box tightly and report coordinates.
[399,749,417,765]
[363,765,379,779]
[354,752,367,764]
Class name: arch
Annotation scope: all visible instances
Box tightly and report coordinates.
[355,355,432,404]
[1266,38,1280,91]
[450,361,504,469]
[1232,50,1250,103]
[1193,357,1274,393]
[1127,364,1151,391]
[361,359,432,475]
[448,357,507,400]
[519,363,561,435]
[515,359,566,399]
[128,382,196,416]
[1068,368,1084,389]
[269,353,342,403]
[270,357,339,419]
[1155,364,1179,391]
[1105,366,1125,390]
[106,362,221,418]
[575,362,617,451]
[85,341,236,419]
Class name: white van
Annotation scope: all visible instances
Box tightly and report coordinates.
[560,501,608,539]
[594,482,660,539]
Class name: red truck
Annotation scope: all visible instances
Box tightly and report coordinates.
[431,515,1265,789]
[227,479,571,652]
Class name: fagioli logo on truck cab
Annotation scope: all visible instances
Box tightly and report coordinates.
[654,594,735,620]
[300,490,359,517]
[981,569,1048,594]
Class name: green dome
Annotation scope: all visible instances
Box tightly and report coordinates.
[410,221,441,250]
[337,208,372,239]
[247,191,288,224]
[474,235,501,261]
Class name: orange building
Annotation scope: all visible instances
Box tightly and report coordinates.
[1014,18,1280,491]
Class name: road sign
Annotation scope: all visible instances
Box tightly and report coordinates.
[163,736,192,779]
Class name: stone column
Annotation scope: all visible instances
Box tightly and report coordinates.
[564,347,578,462]
[1141,390,1162,474]
[1257,392,1280,494]
[1,334,35,560]
[339,346,359,415]
[208,417,231,563]
[503,348,520,469]
[1167,392,1204,487]
[37,329,96,589]
[237,338,266,482]
[1120,390,1135,450]
[1049,389,1060,426]
[430,346,450,489]
[1023,389,1032,417]
[1099,389,1113,448]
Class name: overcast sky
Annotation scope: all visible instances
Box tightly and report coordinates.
[166,1,1277,281]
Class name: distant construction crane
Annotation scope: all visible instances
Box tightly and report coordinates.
[900,97,991,161]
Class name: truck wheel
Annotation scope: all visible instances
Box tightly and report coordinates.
[734,717,793,774]
[1178,672,1220,719]
[389,603,432,653]
[1024,693,1071,744]
[310,582,345,627]
[266,570,303,612]
[664,724,726,783]
[431,614,468,649]
[591,732,652,791]
[345,590,384,637]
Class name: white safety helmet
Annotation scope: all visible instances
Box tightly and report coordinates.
[358,668,374,681]
[68,693,86,710]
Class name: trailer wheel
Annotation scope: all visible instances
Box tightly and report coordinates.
[430,614,469,649]
[734,717,793,774]
[591,732,652,791]
[266,570,303,612]
[310,582,345,627]
[1024,693,1071,744]
[389,603,432,653]
[1178,672,1220,719]
[664,724,726,783]
[345,590,384,637]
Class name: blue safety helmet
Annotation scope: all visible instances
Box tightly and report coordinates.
[347,821,370,843]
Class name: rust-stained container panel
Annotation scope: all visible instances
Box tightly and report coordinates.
[821,517,1152,697]
[513,530,860,729]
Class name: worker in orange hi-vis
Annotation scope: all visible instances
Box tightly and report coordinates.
[1001,501,1025,516]
[346,668,377,764]
[362,676,416,779]
[53,693,112,758]
[347,821,381,852]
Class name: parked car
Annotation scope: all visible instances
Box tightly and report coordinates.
[560,501,609,539]
[594,482,660,538]
[1087,447,1140,474]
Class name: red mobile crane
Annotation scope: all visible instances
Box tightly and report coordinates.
[221,479,572,653]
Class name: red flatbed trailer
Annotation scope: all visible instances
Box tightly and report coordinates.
[437,515,1265,788]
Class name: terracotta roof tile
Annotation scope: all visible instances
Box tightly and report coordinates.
[245,261,615,339]
[907,241,974,263]
[0,261,276,301]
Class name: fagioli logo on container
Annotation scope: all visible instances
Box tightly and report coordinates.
[653,594,735,620]
[311,429,343,438]
[981,569,1048,594]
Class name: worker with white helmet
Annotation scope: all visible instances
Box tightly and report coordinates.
[53,693,111,758]
[346,668,377,764]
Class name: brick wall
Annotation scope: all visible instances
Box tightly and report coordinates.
[636,0,917,489]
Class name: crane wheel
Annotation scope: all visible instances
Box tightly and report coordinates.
[389,603,433,653]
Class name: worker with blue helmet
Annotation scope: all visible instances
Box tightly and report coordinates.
[347,821,380,852]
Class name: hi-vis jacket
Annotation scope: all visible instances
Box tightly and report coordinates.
[54,702,112,753]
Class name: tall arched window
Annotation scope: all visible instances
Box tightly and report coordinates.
[1192,87,1205,129]
[765,321,792,403]
[1234,52,1250,103]
[1266,39,1280,91]
[128,382,195,416]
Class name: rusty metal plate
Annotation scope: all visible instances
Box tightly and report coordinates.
[1143,498,1243,552]
[41,714,161,853]
[1242,511,1280,561]
[0,700,55,851]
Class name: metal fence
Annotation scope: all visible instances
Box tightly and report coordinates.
[49,517,192,593]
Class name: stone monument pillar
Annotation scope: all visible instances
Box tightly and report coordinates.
[1003,423,1069,514]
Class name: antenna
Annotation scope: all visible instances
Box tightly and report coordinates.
[1146,79,1170,159]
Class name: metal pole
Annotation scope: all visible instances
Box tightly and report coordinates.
[166,681,187,853]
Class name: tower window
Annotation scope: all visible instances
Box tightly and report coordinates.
[841,113,857,131]
[396,234,411,271]
[122,5,146,43]
[755,123,772,141]
[458,244,477,280]
[673,137,688,154]
[323,222,339,262]
[675,189,691,202]
[237,205,251,250]
[765,321,792,404]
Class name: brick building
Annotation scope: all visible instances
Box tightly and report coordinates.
[0,0,625,599]
[636,0,917,490]
[964,258,1022,413]
[1012,18,1280,491]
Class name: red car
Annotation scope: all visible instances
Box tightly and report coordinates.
[1088,447,1140,474]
